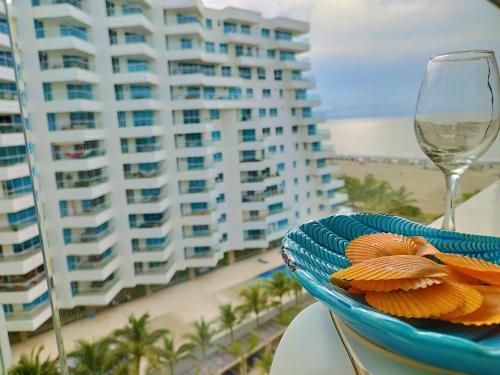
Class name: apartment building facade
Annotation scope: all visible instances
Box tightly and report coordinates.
[0,0,348,353]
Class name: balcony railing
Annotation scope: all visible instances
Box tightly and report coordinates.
[0,186,33,199]
[124,168,164,179]
[179,183,215,194]
[135,261,173,276]
[175,139,212,148]
[0,272,45,293]
[183,228,217,238]
[36,26,90,41]
[244,233,266,241]
[71,227,113,243]
[171,93,249,101]
[0,91,18,101]
[127,194,167,204]
[33,0,84,10]
[122,144,162,153]
[0,123,23,134]
[0,245,41,262]
[71,254,117,271]
[0,217,37,232]
[133,238,172,253]
[74,278,119,296]
[40,60,93,71]
[53,148,105,160]
[0,154,26,167]
[57,176,108,189]
[64,202,111,216]
[5,300,49,321]
[50,121,100,131]
[130,217,169,229]
[177,162,214,172]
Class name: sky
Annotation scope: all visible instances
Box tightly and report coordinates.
[205,0,500,119]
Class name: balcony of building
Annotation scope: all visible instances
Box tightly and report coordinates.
[168,63,243,87]
[120,135,164,163]
[166,38,229,64]
[164,10,206,37]
[64,222,117,256]
[292,92,321,108]
[117,111,162,138]
[243,229,268,248]
[132,236,174,262]
[42,82,101,112]
[55,168,108,190]
[172,111,216,134]
[176,157,215,179]
[34,21,96,55]
[111,56,158,84]
[0,147,28,181]
[51,140,107,171]
[71,273,122,306]
[0,81,19,113]
[0,243,43,276]
[178,180,216,198]
[109,28,157,58]
[67,248,120,281]
[312,158,340,175]
[0,120,23,135]
[0,179,34,213]
[134,259,176,285]
[4,295,52,331]
[129,211,171,238]
[0,207,38,244]
[266,218,291,241]
[0,267,47,304]
[180,201,216,217]
[126,186,169,211]
[240,169,279,184]
[305,143,336,160]
[123,162,167,190]
[31,0,91,22]
[39,51,98,83]
[184,245,222,268]
[106,3,154,32]
[169,86,256,110]
[59,195,113,227]
[114,83,160,111]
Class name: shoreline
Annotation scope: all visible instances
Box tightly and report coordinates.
[337,159,499,215]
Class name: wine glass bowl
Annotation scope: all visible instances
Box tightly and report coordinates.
[414,50,500,230]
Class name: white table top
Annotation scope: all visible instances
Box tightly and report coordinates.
[271,182,499,375]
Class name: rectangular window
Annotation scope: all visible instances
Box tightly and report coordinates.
[261,28,270,38]
[130,85,152,99]
[276,126,283,135]
[223,22,237,34]
[42,83,52,101]
[275,30,292,41]
[211,130,221,141]
[108,29,117,44]
[274,69,282,81]
[112,57,120,73]
[213,152,222,162]
[238,67,251,80]
[205,42,215,53]
[221,66,231,77]
[209,109,220,120]
[259,108,266,118]
[181,38,192,49]
[67,84,92,100]
[206,19,213,29]
[47,113,56,131]
[60,25,87,40]
[117,111,126,127]
[63,55,89,69]
[257,67,266,80]
[240,109,252,122]
[241,24,251,34]
[267,49,275,58]
[114,85,124,100]
[241,129,255,142]
[183,110,200,124]
[280,51,295,61]
[127,59,149,72]
[262,89,271,98]
[177,14,199,24]
[125,32,146,43]
[122,5,142,14]
[219,43,228,54]
[246,88,253,99]
[133,110,154,126]
[270,108,278,117]
[34,19,44,38]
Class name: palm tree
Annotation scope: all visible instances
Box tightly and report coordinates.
[264,272,290,315]
[69,338,115,375]
[9,346,58,375]
[157,336,195,375]
[111,313,168,375]
[254,351,274,375]
[218,304,238,342]
[238,284,267,327]
[288,277,303,305]
[221,332,260,375]
[185,318,215,363]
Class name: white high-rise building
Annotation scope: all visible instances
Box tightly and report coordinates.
[0,0,348,348]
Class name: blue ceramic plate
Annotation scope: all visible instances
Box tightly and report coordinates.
[282,213,500,375]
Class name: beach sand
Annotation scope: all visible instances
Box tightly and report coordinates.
[338,161,499,215]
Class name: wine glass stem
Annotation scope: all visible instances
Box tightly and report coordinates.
[442,172,461,231]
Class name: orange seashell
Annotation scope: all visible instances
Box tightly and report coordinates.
[435,253,500,286]
[348,286,364,295]
[346,233,419,264]
[332,278,351,289]
[352,277,442,292]
[331,255,447,281]
[439,283,483,319]
[409,236,440,256]
[365,282,465,318]
[446,285,500,326]
[440,265,481,285]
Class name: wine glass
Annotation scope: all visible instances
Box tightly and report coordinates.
[415,50,500,231]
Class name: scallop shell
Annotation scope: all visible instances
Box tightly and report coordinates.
[351,277,442,292]
[331,255,447,281]
[440,265,481,285]
[446,285,500,326]
[439,283,483,319]
[365,282,465,318]
[435,253,500,286]
[409,236,440,256]
[346,233,419,264]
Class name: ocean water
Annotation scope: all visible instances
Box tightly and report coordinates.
[323,117,500,162]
